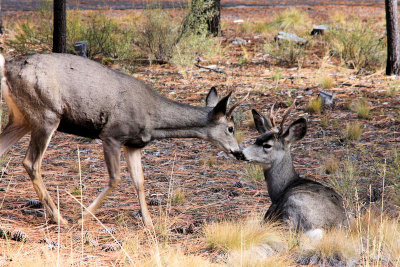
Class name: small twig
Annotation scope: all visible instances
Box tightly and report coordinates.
[194,63,227,75]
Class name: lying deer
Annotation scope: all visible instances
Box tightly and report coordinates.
[242,102,348,232]
[0,53,246,227]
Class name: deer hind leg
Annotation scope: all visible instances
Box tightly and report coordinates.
[124,147,153,228]
[81,138,121,221]
[23,121,68,225]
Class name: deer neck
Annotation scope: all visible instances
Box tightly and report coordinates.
[151,98,210,140]
[264,153,299,203]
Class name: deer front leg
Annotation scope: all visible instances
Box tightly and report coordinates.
[124,147,153,228]
[81,138,121,221]
[23,123,68,225]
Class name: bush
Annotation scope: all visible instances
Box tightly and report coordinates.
[265,39,307,66]
[326,18,386,71]
[134,9,179,63]
[67,12,134,60]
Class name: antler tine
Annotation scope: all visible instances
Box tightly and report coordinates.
[227,90,250,118]
[279,99,296,134]
[269,103,276,128]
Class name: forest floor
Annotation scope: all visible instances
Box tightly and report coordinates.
[0,4,399,266]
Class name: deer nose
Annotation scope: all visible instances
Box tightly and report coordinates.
[231,151,247,161]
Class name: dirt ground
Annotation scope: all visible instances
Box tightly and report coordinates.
[0,4,399,265]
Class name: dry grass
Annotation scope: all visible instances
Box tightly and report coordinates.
[305,97,322,113]
[245,164,264,182]
[318,75,334,89]
[352,98,372,119]
[344,122,363,141]
[323,156,339,175]
[203,218,284,252]
[299,228,358,264]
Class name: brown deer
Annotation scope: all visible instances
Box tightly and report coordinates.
[242,102,348,234]
[0,53,246,227]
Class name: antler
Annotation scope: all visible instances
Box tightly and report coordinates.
[278,99,296,134]
[226,90,250,118]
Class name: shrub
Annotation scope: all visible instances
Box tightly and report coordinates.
[67,12,134,60]
[134,9,179,63]
[265,39,307,66]
[326,18,386,71]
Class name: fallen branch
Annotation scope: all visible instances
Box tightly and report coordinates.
[194,64,227,75]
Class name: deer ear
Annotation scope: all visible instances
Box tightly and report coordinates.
[206,87,219,107]
[209,91,231,121]
[282,118,307,143]
[252,109,269,134]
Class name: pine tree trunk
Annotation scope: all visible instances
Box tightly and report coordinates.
[385,0,400,75]
[208,0,220,36]
[53,0,67,53]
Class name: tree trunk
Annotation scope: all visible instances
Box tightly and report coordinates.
[53,0,67,53]
[385,0,400,75]
[180,0,221,39]
[207,0,220,36]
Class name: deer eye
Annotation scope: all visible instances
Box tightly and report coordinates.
[263,143,272,149]
[228,127,234,133]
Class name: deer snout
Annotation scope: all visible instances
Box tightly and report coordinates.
[231,151,247,161]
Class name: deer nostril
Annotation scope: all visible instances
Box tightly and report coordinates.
[232,151,247,161]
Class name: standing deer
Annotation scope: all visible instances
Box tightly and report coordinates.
[242,103,348,233]
[0,53,246,227]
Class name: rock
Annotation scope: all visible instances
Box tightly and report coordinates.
[24,199,43,209]
[232,37,248,45]
[233,19,244,23]
[74,41,88,58]
[12,230,28,242]
[311,24,329,35]
[148,198,166,206]
[233,181,244,188]
[39,238,64,250]
[319,90,334,105]
[275,32,307,44]
[101,227,116,235]
[101,243,118,252]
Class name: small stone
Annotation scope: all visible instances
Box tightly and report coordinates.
[148,198,166,206]
[101,243,118,252]
[311,24,329,36]
[232,37,247,45]
[233,181,244,188]
[319,90,334,105]
[25,199,43,209]
[228,190,240,197]
[101,227,116,235]
[275,32,307,44]
[12,230,28,242]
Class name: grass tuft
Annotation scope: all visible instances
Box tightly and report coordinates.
[306,97,322,113]
[204,218,284,252]
[344,122,363,141]
[245,164,264,182]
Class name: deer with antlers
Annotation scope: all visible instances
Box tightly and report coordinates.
[242,101,348,233]
[0,53,248,227]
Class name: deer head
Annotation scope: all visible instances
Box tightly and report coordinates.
[242,101,307,167]
[204,87,248,159]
